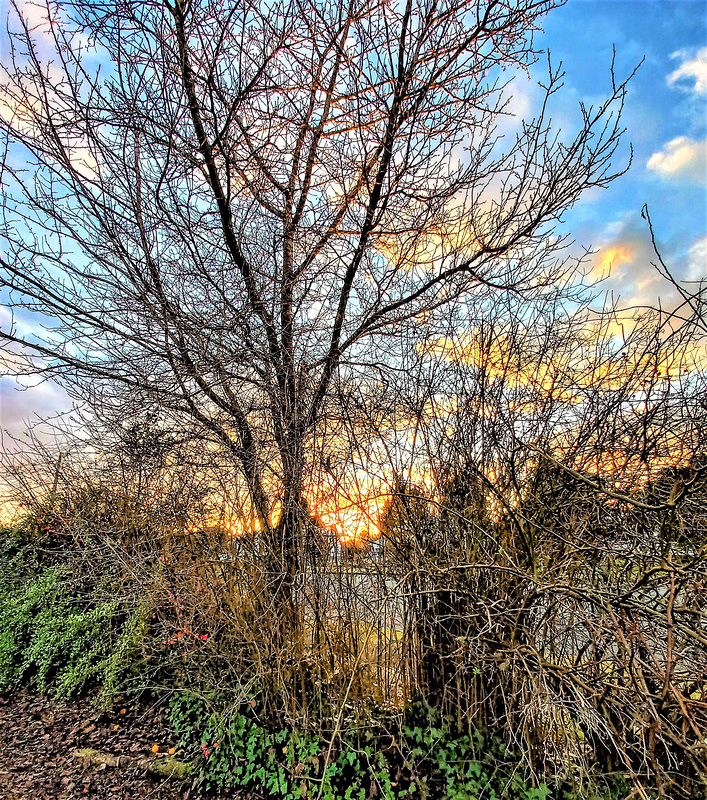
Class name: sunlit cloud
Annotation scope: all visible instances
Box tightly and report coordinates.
[646,137,706,179]
[668,47,707,95]
[589,244,634,281]
[13,0,61,37]
[420,325,698,409]
[11,1,93,52]
[0,80,99,180]
[583,224,704,325]
[584,224,661,308]
[494,70,536,135]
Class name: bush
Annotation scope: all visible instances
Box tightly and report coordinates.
[0,522,149,708]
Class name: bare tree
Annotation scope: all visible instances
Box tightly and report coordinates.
[0,0,633,614]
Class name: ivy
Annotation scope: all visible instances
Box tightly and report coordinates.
[165,694,579,799]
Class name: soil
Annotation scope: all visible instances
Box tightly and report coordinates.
[0,691,202,800]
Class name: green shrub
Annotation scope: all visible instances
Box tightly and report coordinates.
[0,524,148,707]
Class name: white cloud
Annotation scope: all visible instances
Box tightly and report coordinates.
[668,48,707,95]
[646,137,706,179]
[686,236,707,282]
[0,376,71,442]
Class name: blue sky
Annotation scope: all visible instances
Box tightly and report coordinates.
[1,0,706,441]
[536,0,706,305]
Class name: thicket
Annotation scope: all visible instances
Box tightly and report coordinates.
[0,505,629,800]
[165,694,596,799]
[0,491,598,800]
[1,427,704,799]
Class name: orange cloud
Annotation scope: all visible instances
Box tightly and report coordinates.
[420,317,704,411]
[590,245,634,280]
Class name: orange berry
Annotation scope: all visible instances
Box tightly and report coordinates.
[168,747,176,755]
[119,708,126,715]
[151,744,159,754]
